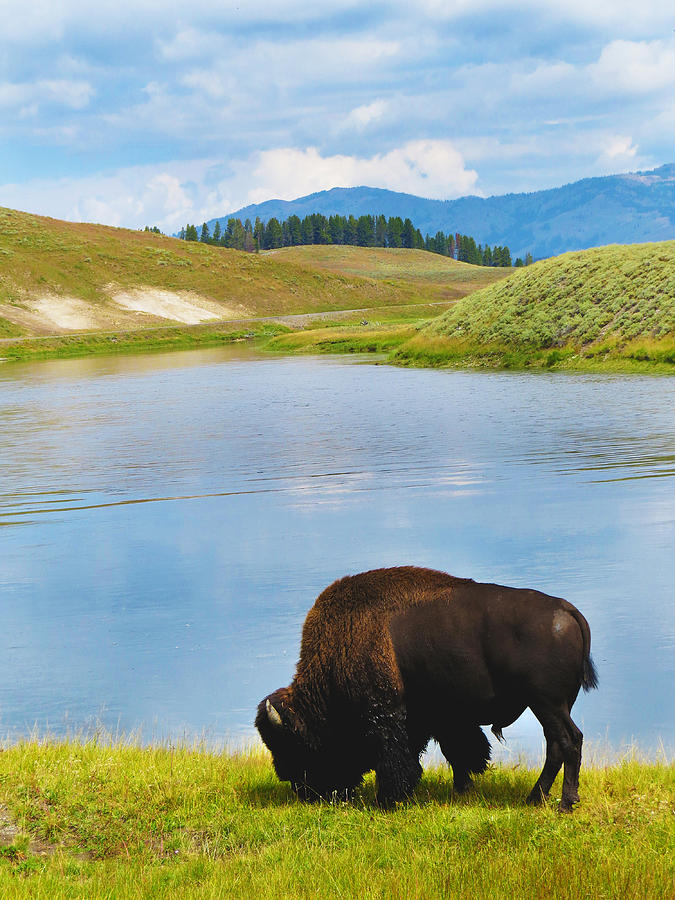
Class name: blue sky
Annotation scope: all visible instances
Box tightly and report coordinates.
[0,0,673,231]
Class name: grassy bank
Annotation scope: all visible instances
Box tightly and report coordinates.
[263,322,675,372]
[265,241,675,373]
[0,321,291,364]
[0,739,672,898]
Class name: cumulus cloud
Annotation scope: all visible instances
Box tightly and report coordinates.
[595,135,640,173]
[245,142,479,204]
[0,142,478,233]
[591,38,675,95]
[1,0,673,211]
[342,100,389,131]
[0,79,93,110]
[0,164,199,232]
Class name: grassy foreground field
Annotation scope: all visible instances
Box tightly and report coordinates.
[0,739,672,898]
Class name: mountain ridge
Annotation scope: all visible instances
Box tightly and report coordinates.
[204,164,675,260]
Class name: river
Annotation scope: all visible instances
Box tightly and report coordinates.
[1,347,673,761]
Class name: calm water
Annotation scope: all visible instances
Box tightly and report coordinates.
[0,347,673,762]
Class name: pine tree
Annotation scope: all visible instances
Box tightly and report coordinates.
[375,215,387,247]
[356,215,375,246]
[301,216,315,245]
[212,221,222,244]
[253,217,265,251]
[265,218,283,249]
[185,224,199,242]
[387,216,403,248]
[328,215,344,245]
[287,215,302,246]
[344,215,358,245]
[401,218,416,249]
[243,220,255,253]
[200,222,210,243]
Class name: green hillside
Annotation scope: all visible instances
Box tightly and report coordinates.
[396,241,675,369]
[0,208,507,344]
[264,245,509,300]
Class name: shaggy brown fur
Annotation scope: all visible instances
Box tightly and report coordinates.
[256,566,597,809]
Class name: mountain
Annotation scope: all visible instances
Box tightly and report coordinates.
[207,164,675,260]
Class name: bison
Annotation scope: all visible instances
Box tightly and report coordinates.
[256,566,597,810]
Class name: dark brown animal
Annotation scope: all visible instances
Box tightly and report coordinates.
[256,566,597,810]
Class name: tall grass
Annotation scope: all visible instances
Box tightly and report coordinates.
[0,737,672,898]
[423,241,675,349]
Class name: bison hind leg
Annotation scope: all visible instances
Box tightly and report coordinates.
[527,702,583,811]
[436,723,491,794]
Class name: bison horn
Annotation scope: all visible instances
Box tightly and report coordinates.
[266,699,283,727]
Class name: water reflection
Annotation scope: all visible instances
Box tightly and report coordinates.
[0,348,673,760]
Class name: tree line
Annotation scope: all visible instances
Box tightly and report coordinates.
[177,213,527,267]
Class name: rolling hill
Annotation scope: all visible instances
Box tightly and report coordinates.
[210,164,675,261]
[395,240,675,368]
[0,207,506,340]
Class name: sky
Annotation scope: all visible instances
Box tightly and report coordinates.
[0,0,674,232]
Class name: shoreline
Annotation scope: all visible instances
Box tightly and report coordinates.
[1,317,674,374]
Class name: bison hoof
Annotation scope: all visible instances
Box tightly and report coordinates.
[525,789,546,806]
[453,778,473,796]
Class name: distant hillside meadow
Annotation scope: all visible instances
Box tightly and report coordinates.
[210,164,675,261]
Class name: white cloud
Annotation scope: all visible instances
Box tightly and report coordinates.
[0,79,93,110]
[0,163,200,232]
[245,142,479,204]
[595,134,640,173]
[342,100,388,130]
[0,141,478,233]
[591,38,675,95]
[414,0,675,35]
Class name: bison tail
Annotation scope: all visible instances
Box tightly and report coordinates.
[568,604,599,693]
[582,654,599,692]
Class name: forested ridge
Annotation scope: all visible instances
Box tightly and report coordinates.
[177,212,522,267]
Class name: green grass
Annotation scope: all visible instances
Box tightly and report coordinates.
[270,242,675,373]
[0,322,290,363]
[395,241,675,371]
[265,245,511,301]
[265,324,418,356]
[0,209,507,340]
[0,738,672,898]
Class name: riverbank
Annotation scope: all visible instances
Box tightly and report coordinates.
[0,739,671,898]
[263,323,675,374]
[3,316,674,373]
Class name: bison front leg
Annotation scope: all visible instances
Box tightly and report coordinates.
[369,709,422,808]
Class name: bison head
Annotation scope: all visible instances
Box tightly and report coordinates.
[255,687,366,801]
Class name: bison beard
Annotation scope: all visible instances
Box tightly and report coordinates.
[255,567,598,811]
